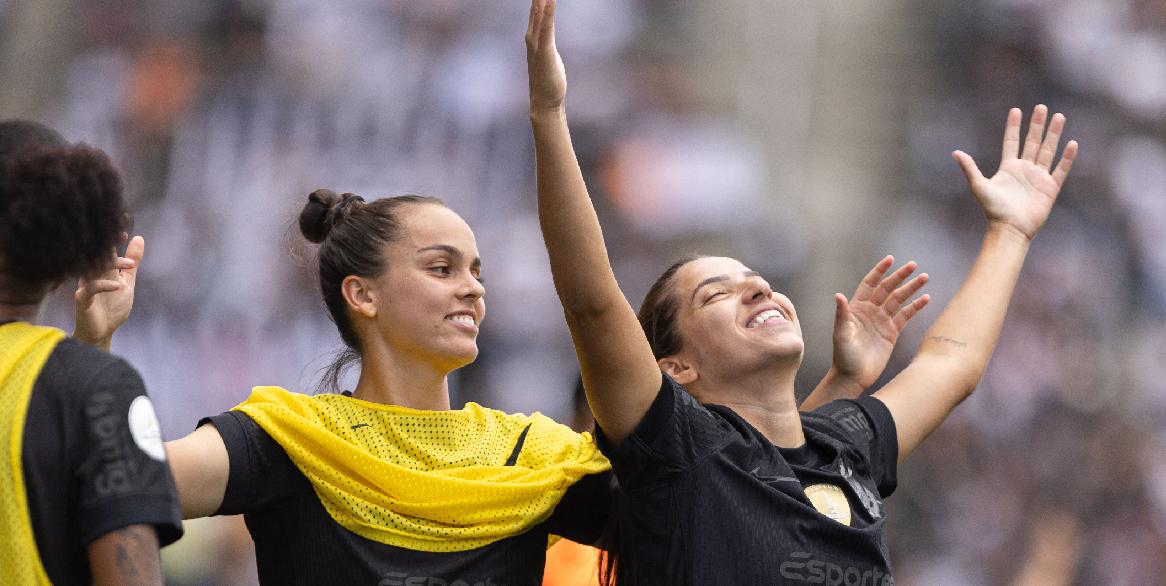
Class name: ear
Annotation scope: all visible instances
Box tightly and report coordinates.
[341,275,378,319]
[658,356,697,385]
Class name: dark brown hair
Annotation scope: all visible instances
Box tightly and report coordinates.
[636,254,705,360]
[298,189,444,390]
[0,143,127,300]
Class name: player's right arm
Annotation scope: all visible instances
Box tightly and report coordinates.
[165,425,230,519]
[527,0,662,447]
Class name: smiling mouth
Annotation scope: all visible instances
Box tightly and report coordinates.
[446,314,477,327]
[746,309,787,328]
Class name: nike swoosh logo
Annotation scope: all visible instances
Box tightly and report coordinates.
[750,467,799,484]
[351,423,370,430]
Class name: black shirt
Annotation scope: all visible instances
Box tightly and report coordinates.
[596,375,898,586]
[19,334,184,584]
[203,410,612,585]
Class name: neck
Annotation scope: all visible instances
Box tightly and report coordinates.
[0,301,45,325]
[691,360,805,448]
[351,343,453,411]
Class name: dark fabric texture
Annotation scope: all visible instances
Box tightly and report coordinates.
[201,409,612,585]
[595,374,898,586]
[22,337,183,585]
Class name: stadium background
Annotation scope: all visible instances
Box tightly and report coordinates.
[3,0,1165,582]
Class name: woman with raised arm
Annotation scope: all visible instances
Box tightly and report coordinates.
[526,1,1077,583]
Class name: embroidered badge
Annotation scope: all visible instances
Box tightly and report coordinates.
[804,483,852,526]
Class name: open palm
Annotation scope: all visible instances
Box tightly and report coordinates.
[953,105,1078,241]
[832,256,930,388]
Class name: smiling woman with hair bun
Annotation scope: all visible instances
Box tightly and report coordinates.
[157,187,614,584]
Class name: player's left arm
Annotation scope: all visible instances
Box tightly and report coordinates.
[874,105,1078,461]
[87,525,163,586]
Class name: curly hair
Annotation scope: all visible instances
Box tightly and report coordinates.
[0,144,127,298]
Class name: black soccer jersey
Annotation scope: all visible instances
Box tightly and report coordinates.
[596,375,898,586]
[203,410,612,585]
[18,334,184,584]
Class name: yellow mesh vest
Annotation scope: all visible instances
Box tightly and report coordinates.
[234,386,611,552]
[0,322,66,585]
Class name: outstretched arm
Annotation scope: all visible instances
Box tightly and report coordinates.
[874,105,1078,461]
[527,0,661,446]
[74,235,145,352]
[800,256,930,411]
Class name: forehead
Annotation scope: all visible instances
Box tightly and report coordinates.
[675,256,752,289]
[396,204,478,252]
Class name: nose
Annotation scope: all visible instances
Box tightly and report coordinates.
[746,280,771,304]
[462,272,485,301]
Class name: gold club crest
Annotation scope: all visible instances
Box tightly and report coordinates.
[804,483,852,526]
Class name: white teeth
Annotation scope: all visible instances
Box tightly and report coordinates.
[448,315,475,325]
[748,309,784,328]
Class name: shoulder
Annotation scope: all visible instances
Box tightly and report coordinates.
[41,338,139,387]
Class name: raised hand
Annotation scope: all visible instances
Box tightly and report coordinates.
[526,0,566,114]
[831,256,930,389]
[952,105,1078,241]
[74,235,144,351]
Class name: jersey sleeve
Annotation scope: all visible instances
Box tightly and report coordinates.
[594,374,727,489]
[546,470,614,545]
[75,358,183,547]
[199,410,298,515]
[815,396,898,497]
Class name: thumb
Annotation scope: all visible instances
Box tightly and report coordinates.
[832,293,850,336]
[952,150,986,188]
[123,236,145,284]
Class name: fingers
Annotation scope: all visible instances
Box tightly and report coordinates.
[75,279,122,303]
[952,150,985,189]
[884,272,929,314]
[1051,140,1078,187]
[1001,107,1022,160]
[853,256,894,300]
[892,293,930,330]
[526,0,543,48]
[1036,112,1065,170]
[1020,104,1048,162]
[527,0,555,49]
[868,261,919,306]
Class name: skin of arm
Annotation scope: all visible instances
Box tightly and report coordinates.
[874,105,1078,461]
[165,425,230,519]
[87,524,163,586]
[800,257,930,411]
[527,0,662,446]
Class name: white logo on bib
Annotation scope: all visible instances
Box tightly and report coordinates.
[128,396,166,461]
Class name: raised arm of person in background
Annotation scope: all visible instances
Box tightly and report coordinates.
[527,0,661,446]
[800,256,930,411]
[73,236,232,519]
[873,105,1078,461]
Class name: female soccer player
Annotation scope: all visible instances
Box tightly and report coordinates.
[525,0,1078,583]
[0,120,182,585]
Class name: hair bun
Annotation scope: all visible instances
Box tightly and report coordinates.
[299,189,365,244]
[299,189,340,243]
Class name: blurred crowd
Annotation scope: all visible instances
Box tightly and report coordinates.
[3,0,1164,583]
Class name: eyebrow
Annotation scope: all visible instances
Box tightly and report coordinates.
[691,270,762,303]
[417,244,482,269]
